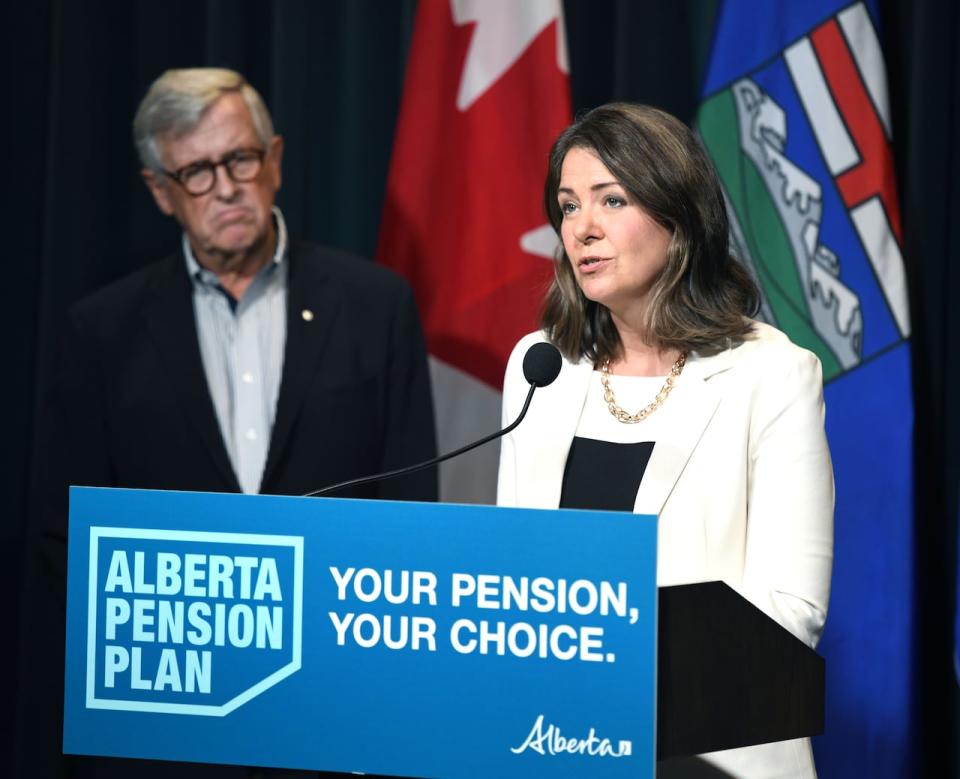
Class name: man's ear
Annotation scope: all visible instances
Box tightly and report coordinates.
[142,169,175,216]
[267,135,284,191]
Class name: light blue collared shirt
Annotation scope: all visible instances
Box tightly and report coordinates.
[183,206,288,494]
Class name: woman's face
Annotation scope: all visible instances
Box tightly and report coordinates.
[557,147,672,318]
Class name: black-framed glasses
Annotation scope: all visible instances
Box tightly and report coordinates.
[163,148,266,196]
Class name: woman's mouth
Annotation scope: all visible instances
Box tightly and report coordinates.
[578,256,610,273]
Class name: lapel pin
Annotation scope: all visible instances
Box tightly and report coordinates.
[301,309,314,322]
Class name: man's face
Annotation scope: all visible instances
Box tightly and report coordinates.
[143,92,283,267]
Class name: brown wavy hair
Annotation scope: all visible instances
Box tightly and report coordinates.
[541,103,759,363]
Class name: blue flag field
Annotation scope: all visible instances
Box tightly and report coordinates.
[697,1,915,775]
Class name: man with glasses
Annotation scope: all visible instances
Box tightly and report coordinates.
[30,68,437,777]
[56,66,437,501]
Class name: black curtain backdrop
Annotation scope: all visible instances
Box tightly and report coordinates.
[882,0,960,773]
[5,0,958,776]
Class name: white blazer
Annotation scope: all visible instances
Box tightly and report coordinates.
[497,321,834,779]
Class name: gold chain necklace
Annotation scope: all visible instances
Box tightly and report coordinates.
[600,351,687,424]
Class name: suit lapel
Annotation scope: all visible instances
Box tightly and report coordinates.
[520,359,594,508]
[141,256,240,492]
[261,245,341,489]
[519,343,740,513]
[632,347,735,515]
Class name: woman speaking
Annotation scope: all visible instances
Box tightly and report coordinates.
[497,103,834,778]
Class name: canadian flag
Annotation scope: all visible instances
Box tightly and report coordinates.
[377,0,571,502]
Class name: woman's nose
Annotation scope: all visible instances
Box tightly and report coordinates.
[572,207,601,243]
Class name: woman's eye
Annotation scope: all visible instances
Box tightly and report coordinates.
[560,201,578,215]
[605,195,626,208]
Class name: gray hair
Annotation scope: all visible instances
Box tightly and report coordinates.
[133,67,275,172]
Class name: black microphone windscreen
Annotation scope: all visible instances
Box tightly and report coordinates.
[522,342,562,387]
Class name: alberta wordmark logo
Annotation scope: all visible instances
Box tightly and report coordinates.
[86,527,303,716]
[511,714,632,759]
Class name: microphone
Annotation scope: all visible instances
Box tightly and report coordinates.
[520,341,564,388]
[304,342,562,498]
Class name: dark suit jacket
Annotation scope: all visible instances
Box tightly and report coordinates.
[21,242,436,779]
[54,240,437,499]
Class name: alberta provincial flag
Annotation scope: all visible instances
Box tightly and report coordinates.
[697,1,915,775]
[377,0,571,503]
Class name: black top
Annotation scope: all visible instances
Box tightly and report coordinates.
[559,437,655,511]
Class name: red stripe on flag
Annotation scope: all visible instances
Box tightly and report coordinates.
[811,19,902,243]
[377,0,570,389]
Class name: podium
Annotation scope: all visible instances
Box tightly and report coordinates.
[63,487,823,778]
[657,582,824,759]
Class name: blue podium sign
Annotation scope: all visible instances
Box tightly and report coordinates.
[64,487,658,778]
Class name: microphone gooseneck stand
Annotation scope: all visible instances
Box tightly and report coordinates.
[303,341,562,498]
